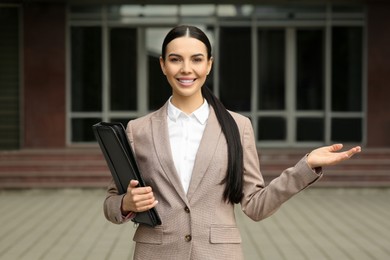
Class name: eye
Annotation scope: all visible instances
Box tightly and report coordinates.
[193,57,203,63]
[169,57,181,63]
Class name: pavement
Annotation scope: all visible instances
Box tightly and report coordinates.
[0,188,389,260]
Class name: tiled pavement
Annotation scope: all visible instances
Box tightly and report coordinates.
[0,188,389,260]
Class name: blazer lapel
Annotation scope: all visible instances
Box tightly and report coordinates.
[187,108,222,201]
[151,103,188,203]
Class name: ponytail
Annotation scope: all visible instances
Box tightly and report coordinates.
[202,86,243,204]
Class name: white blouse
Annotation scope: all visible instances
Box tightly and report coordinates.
[167,98,209,193]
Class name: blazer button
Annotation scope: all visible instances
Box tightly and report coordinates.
[184,206,190,213]
[185,234,192,242]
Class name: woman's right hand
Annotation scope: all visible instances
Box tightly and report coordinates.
[121,180,158,215]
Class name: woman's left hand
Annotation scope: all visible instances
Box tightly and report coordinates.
[307,144,361,169]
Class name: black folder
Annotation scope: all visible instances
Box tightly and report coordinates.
[92,122,161,227]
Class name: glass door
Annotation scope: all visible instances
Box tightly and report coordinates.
[257,28,286,142]
[295,28,325,143]
[109,27,138,112]
[256,27,325,146]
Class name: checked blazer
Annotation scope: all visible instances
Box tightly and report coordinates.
[103,101,322,260]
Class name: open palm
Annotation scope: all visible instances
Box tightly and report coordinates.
[307,144,361,169]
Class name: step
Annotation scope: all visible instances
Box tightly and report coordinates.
[0,148,389,189]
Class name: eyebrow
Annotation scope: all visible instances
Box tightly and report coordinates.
[167,53,205,58]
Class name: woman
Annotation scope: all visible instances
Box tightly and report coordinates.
[104,25,361,260]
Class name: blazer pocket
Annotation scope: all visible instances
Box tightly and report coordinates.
[133,226,163,244]
[210,225,242,244]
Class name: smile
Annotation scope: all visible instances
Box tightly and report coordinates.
[178,78,195,83]
[177,78,196,85]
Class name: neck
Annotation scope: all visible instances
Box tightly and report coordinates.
[171,93,204,114]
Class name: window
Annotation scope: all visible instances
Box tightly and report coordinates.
[110,28,138,111]
[258,29,285,110]
[69,4,365,146]
[0,7,20,149]
[71,26,102,113]
[331,27,363,112]
[219,27,251,111]
[70,26,102,142]
[296,29,324,111]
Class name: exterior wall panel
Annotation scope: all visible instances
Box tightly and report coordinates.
[366,2,390,147]
[23,3,66,148]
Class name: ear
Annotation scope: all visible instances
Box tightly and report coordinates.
[159,56,166,75]
[207,56,214,75]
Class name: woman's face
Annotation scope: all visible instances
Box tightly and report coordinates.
[160,36,213,102]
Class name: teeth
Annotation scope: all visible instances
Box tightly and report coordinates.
[179,79,194,83]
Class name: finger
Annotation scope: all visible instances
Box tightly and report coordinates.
[329,143,343,152]
[346,146,362,158]
[134,200,159,212]
[133,195,156,207]
[132,191,155,202]
[353,146,362,153]
[130,186,153,196]
[132,193,157,211]
[336,147,361,162]
[126,180,139,194]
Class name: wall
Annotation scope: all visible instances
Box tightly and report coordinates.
[23,3,66,148]
[366,2,390,147]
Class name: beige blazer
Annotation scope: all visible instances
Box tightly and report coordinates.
[104,102,322,260]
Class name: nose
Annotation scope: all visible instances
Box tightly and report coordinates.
[181,60,191,73]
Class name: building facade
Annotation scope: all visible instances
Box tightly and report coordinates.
[0,0,389,150]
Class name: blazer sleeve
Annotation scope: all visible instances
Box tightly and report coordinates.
[103,179,130,224]
[239,117,322,221]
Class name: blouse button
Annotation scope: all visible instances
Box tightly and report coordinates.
[185,234,192,242]
[184,206,190,213]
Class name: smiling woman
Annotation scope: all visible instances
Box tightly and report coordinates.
[103,25,361,260]
[159,35,213,114]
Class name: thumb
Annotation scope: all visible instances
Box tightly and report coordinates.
[129,179,139,188]
[329,143,343,152]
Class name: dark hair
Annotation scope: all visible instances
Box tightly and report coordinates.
[162,25,244,204]
[162,25,212,60]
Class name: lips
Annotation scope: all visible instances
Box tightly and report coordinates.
[177,78,196,86]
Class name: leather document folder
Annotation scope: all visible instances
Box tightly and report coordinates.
[92,122,162,227]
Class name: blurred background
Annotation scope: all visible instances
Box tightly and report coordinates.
[0,0,389,189]
[0,1,389,259]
